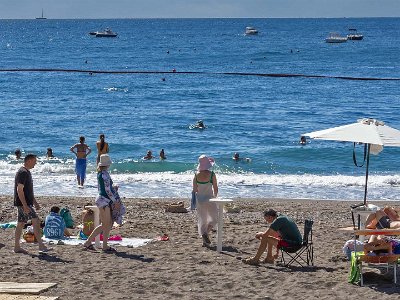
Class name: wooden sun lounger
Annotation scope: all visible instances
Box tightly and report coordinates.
[353,229,400,286]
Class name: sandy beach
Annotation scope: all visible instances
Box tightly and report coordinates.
[1,196,400,299]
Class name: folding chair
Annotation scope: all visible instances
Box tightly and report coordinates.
[280,219,314,267]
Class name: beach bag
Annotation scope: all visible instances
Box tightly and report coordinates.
[165,202,188,213]
[60,208,74,229]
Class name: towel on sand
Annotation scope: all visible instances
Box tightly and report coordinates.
[43,236,153,248]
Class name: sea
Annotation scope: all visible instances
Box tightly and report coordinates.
[1,18,399,201]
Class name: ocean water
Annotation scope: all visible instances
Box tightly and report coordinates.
[1,18,400,201]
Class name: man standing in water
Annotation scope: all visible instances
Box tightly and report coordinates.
[14,154,50,254]
[70,136,92,187]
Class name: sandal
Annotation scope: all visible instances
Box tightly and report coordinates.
[102,246,117,253]
[83,244,96,251]
[243,257,260,266]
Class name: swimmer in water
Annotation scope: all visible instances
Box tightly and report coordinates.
[143,150,154,160]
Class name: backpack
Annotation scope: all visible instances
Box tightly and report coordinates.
[60,208,74,229]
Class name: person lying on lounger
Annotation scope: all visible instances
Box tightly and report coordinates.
[366,206,400,230]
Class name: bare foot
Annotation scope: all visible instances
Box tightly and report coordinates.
[14,248,29,254]
[263,257,275,264]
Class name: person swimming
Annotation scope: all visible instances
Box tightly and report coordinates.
[46,148,54,158]
[190,120,206,130]
[14,149,22,160]
[143,150,154,160]
[160,149,167,160]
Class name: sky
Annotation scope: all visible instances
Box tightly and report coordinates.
[0,0,399,19]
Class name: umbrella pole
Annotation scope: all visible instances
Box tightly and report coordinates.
[363,144,371,206]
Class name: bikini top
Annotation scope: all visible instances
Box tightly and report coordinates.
[195,171,214,184]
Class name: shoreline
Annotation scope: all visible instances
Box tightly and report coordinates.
[1,196,400,299]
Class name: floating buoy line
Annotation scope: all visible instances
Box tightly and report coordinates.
[0,68,399,81]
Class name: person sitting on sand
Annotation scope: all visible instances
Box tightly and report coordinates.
[243,209,302,265]
[143,150,154,160]
[43,206,72,240]
[79,204,95,239]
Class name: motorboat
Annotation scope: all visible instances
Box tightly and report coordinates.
[245,27,258,35]
[347,28,364,40]
[325,32,347,43]
[93,28,118,38]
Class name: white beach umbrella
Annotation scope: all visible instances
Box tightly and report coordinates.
[303,118,400,205]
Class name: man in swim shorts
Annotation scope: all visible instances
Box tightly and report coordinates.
[14,154,50,254]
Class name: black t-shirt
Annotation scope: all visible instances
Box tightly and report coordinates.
[14,167,34,206]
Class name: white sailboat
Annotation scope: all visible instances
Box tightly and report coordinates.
[36,9,47,20]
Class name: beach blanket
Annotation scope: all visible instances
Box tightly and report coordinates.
[42,236,153,248]
[0,221,17,229]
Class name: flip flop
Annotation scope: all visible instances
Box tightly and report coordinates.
[158,234,169,241]
[243,257,260,266]
[39,247,53,254]
[102,246,117,253]
[14,248,29,254]
[83,244,96,251]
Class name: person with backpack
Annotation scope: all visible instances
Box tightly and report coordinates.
[44,206,72,240]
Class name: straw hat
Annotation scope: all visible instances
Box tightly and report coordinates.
[197,155,215,171]
[98,154,112,167]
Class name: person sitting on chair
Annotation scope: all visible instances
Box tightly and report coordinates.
[243,209,302,265]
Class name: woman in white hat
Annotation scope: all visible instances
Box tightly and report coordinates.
[83,154,125,252]
[193,154,219,246]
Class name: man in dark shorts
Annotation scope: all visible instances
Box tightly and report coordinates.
[243,209,302,265]
[14,154,50,254]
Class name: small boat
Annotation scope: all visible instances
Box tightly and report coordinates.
[93,28,118,38]
[347,28,364,40]
[325,32,347,43]
[36,9,47,20]
[245,27,258,35]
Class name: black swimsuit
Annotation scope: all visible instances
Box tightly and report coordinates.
[376,215,391,229]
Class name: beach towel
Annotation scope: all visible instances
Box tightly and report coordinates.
[0,221,17,229]
[348,251,362,284]
[43,236,153,248]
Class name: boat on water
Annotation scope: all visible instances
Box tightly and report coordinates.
[325,32,347,43]
[36,9,47,20]
[347,28,364,40]
[90,28,118,38]
[245,27,258,35]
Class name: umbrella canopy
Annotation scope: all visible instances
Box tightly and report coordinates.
[303,118,400,205]
[304,118,400,146]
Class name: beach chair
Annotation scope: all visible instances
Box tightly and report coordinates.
[280,219,314,267]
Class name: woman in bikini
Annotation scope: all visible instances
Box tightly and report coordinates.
[192,155,218,246]
[96,134,109,165]
[70,136,91,187]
